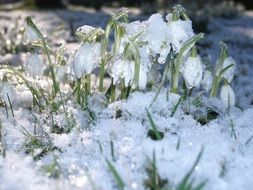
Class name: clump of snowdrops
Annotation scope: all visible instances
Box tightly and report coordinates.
[0,5,237,116]
[0,16,27,55]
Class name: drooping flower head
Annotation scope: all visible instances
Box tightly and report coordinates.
[0,82,15,104]
[181,47,203,89]
[73,42,101,79]
[202,70,213,91]
[108,55,134,87]
[166,13,194,53]
[26,53,45,77]
[215,42,236,84]
[220,84,235,108]
[145,13,172,64]
[24,17,46,45]
[76,25,104,43]
[217,56,236,83]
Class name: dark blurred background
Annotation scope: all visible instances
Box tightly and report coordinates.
[0,0,252,10]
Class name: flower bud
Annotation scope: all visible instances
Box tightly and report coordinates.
[219,57,236,83]
[220,84,235,108]
[26,53,44,77]
[74,42,101,78]
[23,25,41,44]
[108,56,134,86]
[0,82,15,104]
[182,55,203,89]
[202,70,213,91]
[138,64,148,90]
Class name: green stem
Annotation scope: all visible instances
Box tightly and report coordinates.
[171,57,179,93]
[26,17,59,98]
[210,76,220,97]
[190,46,197,57]
[99,59,105,92]
[111,84,116,102]
[85,74,91,95]
[120,80,126,100]
[76,78,81,104]
[42,40,59,97]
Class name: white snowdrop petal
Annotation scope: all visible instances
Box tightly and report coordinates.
[76,25,96,35]
[146,13,171,57]
[138,64,148,90]
[202,70,213,91]
[0,82,15,104]
[168,19,194,53]
[26,54,44,77]
[121,21,147,40]
[221,57,236,83]
[74,43,101,78]
[220,85,235,108]
[56,65,68,83]
[24,25,40,44]
[16,90,33,108]
[109,56,134,86]
[182,56,203,89]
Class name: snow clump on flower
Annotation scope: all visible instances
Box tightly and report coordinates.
[145,13,172,64]
[166,14,194,53]
[108,55,134,86]
[73,43,101,78]
[181,55,203,89]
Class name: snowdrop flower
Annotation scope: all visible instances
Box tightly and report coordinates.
[76,25,104,42]
[56,65,69,83]
[137,46,151,89]
[138,64,149,90]
[17,90,33,108]
[220,84,235,108]
[117,36,128,54]
[145,13,172,64]
[202,70,213,91]
[73,42,101,79]
[181,55,203,89]
[26,53,44,77]
[147,64,161,85]
[23,25,41,44]
[108,56,134,86]
[217,56,236,83]
[166,14,194,53]
[121,21,147,41]
[0,82,15,104]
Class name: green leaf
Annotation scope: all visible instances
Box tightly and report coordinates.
[146,109,164,140]
[106,158,125,190]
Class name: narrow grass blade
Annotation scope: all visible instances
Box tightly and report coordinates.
[146,108,163,140]
[7,93,14,117]
[177,147,206,190]
[105,158,125,190]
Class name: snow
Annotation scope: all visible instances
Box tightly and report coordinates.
[145,13,171,63]
[0,90,253,190]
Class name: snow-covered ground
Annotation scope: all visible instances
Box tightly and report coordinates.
[0,8,253,190]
